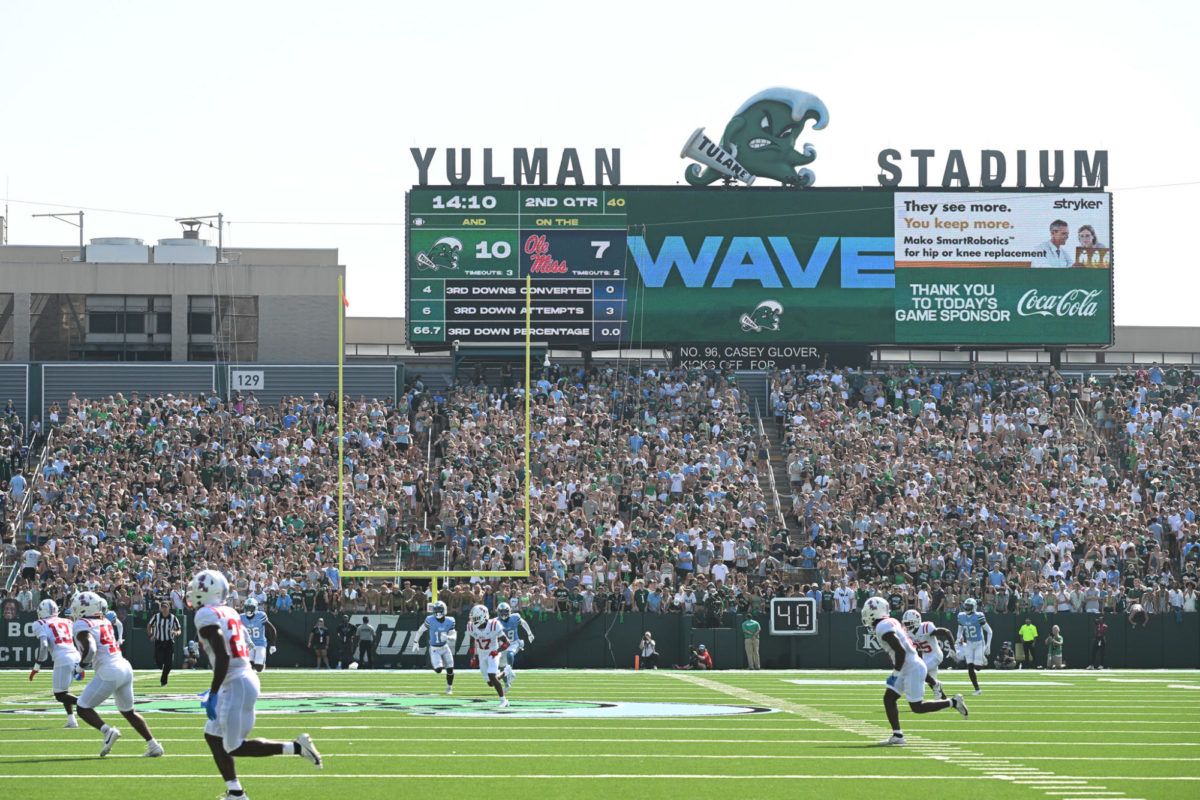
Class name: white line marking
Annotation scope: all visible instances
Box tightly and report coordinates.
[665,671,1137,800]
[0,773,1018,780]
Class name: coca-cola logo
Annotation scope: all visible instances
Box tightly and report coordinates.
[523,234,568,274]
[1016,289,1102,318]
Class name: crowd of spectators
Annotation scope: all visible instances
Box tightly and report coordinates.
[2,362,1198,628]
[773,364,1199,622]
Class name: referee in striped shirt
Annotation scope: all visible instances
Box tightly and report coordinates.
[147,600,181,686]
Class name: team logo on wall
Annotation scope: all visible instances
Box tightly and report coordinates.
[416,237,462,271]
[682,87,829,187]
[856,626,887,658]
[739,300,784,333]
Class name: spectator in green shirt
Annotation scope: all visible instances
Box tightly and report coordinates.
[1045,625,1064,669]
[741,617,761,670]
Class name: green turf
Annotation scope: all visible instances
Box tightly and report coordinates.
[2,668,1197,799]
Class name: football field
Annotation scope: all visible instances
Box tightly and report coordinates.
[1,668,1197,800]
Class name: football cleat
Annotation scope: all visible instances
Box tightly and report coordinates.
[297,733,322,768]
[99,726,121,757]
[444,686,453,695]
[498,697,510,709]
[880,734,906,746]
[952,694,969,718]
[973,688,983,696]
[64,714,78,729]
[933,682,946,700]
[144,740,165,757]
[218,794,248,800]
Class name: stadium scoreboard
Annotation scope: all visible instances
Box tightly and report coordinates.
[770,597,818,636]
[407,187,1113,349]
[407,190,629,345]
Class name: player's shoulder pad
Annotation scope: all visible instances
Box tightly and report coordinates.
[195,605,220,629]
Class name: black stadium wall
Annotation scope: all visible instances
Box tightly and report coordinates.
[2,612,1196,671]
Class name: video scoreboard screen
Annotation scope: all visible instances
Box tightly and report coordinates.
[407,190,629,345]
[406,187,1113,348]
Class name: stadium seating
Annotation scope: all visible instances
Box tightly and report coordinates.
[4,364,1197,622]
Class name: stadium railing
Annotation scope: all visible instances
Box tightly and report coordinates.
[4,426,56,591]
[754,398,787,533]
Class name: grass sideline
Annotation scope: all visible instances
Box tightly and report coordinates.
[1,668,1197,800]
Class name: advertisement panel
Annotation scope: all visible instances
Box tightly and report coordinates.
[407,188,1113,348]
[892,192,1112,344]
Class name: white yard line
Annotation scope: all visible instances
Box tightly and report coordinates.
[0,735,1195,746]
[666,671,1139,800]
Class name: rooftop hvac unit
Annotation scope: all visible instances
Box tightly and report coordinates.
[85,237,150,263]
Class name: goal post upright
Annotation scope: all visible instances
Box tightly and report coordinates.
[338,257,532,593]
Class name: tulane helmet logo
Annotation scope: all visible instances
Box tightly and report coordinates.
[416,237,463,271]
[683,87,828,187]
[739,300,784,333]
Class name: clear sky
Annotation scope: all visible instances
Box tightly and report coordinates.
[2,0,1197,325]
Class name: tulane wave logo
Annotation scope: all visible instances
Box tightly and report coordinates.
[682,87,829,187]
[2,692,774,719]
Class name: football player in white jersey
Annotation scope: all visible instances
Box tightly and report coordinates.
[29,598,82,728]
[191,569,322,800]
[415,601,458,694]
[72,591,164,757]
[465,604,510,708]
[902,609,956,700]
[862,597,967,746]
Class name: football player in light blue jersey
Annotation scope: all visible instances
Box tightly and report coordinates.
[496,602,534,690]
[99,599,124,649]
[415,601,458,694]
[240,598,277,673]
[955,598,992,695]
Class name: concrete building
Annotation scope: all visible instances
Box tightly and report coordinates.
[0,233,342,363]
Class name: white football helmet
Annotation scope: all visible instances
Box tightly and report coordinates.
[861,596,890,628]
[496,602,511,619]
[432,601,447,619]
[244,598,259,614]
[901,609,922,633]
[74,591,105,618]
[469,604,490,628]
[187,569,230,608]
[963,598,978,613]
[37,599,59,620]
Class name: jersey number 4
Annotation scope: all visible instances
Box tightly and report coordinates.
[97,624,120,654]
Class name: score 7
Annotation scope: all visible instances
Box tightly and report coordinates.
[591,240,610,259]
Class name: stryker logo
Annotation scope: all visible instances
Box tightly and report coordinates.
[1052,198,1104,210]
[1016,289,1102,318]
[628,236,894,289]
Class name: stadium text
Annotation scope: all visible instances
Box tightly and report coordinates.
[411,147,621,186]
[876,149,1107,188]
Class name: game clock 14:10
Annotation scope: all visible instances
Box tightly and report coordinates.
[407,189,630,347]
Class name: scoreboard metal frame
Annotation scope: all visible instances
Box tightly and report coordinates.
[406,188,629,349]
[770,597,819,636]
